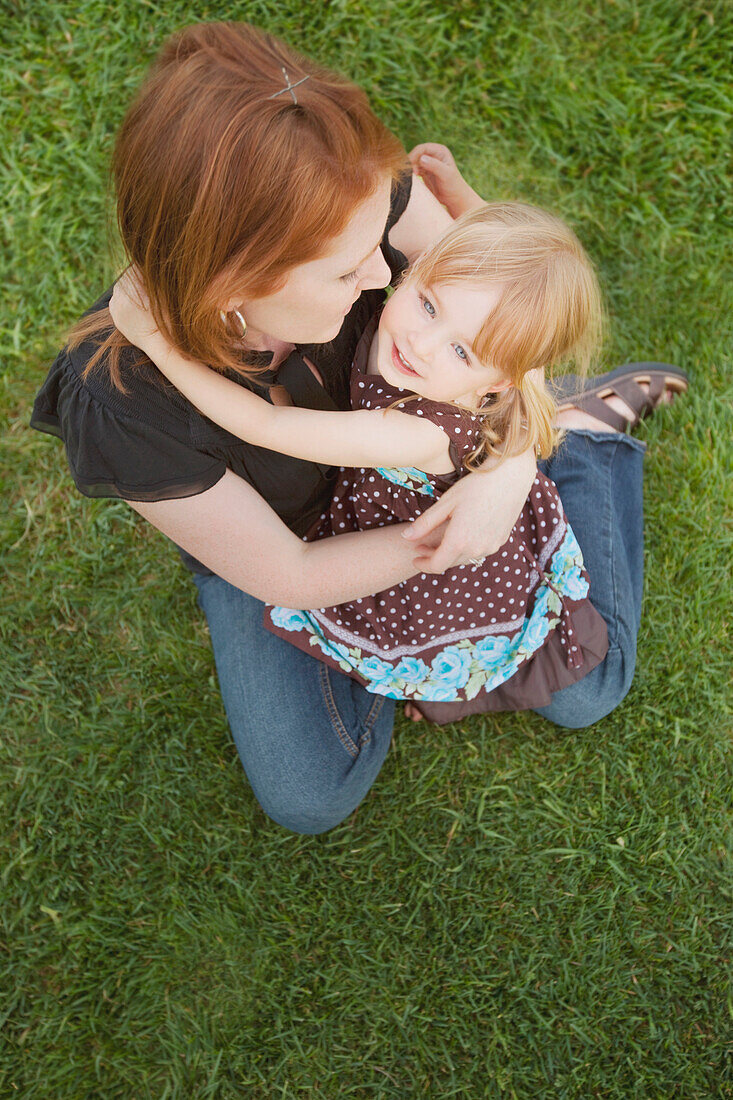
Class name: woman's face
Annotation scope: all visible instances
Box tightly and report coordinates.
[230,179,393,345]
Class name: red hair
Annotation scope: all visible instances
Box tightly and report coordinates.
[70,21,406,388]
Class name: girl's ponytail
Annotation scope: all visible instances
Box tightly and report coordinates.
[464,370,559,470]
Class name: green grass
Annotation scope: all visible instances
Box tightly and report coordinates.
[2,0,732,1096]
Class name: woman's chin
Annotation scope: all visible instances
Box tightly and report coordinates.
[319,317,348,343]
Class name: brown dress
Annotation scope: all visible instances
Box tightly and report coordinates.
[266,314,608,724]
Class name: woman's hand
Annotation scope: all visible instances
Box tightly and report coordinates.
[408,143,485,219]
[403,447,537,572]
[109,268,161,355]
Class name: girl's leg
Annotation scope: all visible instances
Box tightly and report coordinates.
[193,574,396,834]
[535,429,646,728]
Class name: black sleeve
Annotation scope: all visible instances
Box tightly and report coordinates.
[386,166,413,233]
[31,347,226,502]
[381,167,413,282]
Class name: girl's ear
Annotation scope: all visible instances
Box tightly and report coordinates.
[477,378,513,399]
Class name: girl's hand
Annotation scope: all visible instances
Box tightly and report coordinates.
[408,143,485,219]
[109,268,161,354]
[403,447,537,572]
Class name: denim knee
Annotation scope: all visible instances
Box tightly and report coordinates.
[538,642,637,730]
[253,783,357,836]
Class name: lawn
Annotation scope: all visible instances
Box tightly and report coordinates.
[2,0,731,1096]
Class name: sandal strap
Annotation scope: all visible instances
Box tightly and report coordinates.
[556,363,689,429]
[573,393,631,432]
[612,378,656,419]
[647,375,667,405]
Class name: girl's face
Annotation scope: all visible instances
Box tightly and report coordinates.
[229,179,393,345]
[376,278,510,407]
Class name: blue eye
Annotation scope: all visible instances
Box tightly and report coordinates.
[420,294,436,317]
[453,344,469,362]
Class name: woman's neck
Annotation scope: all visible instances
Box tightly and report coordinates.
[244,327,295,369]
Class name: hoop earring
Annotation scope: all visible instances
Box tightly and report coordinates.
[219,308,247,337]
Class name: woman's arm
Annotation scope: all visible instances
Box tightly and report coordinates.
[404,445,538,571]
[139,333,451,473]
[125,469,443,609]
[387,173,454,262]
[388,146,486,261]
[407,144,486,218]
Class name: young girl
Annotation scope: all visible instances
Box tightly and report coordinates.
[113,203,609,723]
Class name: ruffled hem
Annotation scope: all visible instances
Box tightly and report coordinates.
[31,348,226,502]
[409,600,609,725]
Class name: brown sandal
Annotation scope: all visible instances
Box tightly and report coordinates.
[551,362,689,432]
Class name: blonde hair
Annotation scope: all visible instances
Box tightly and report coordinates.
[404,202,603,466]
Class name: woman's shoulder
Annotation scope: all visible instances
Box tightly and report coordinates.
[61,288,194,426]
[30,292,226,502]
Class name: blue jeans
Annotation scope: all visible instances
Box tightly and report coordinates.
[194,429,645,834]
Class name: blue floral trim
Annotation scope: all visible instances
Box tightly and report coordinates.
[269,525,589,703]
[373,466,435,496]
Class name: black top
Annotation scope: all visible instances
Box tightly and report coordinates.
[31,173,412,573]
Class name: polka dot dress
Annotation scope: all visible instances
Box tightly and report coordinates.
[266,313,606,707]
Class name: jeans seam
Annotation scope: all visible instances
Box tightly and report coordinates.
[359,693,385,748]
[318,662,360,759]
[605,440,621,650]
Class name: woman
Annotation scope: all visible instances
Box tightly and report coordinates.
[31,22,683,834]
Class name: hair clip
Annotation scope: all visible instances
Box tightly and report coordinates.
[267,66,310,105]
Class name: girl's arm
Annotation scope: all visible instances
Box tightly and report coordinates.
[138,330,451,474]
